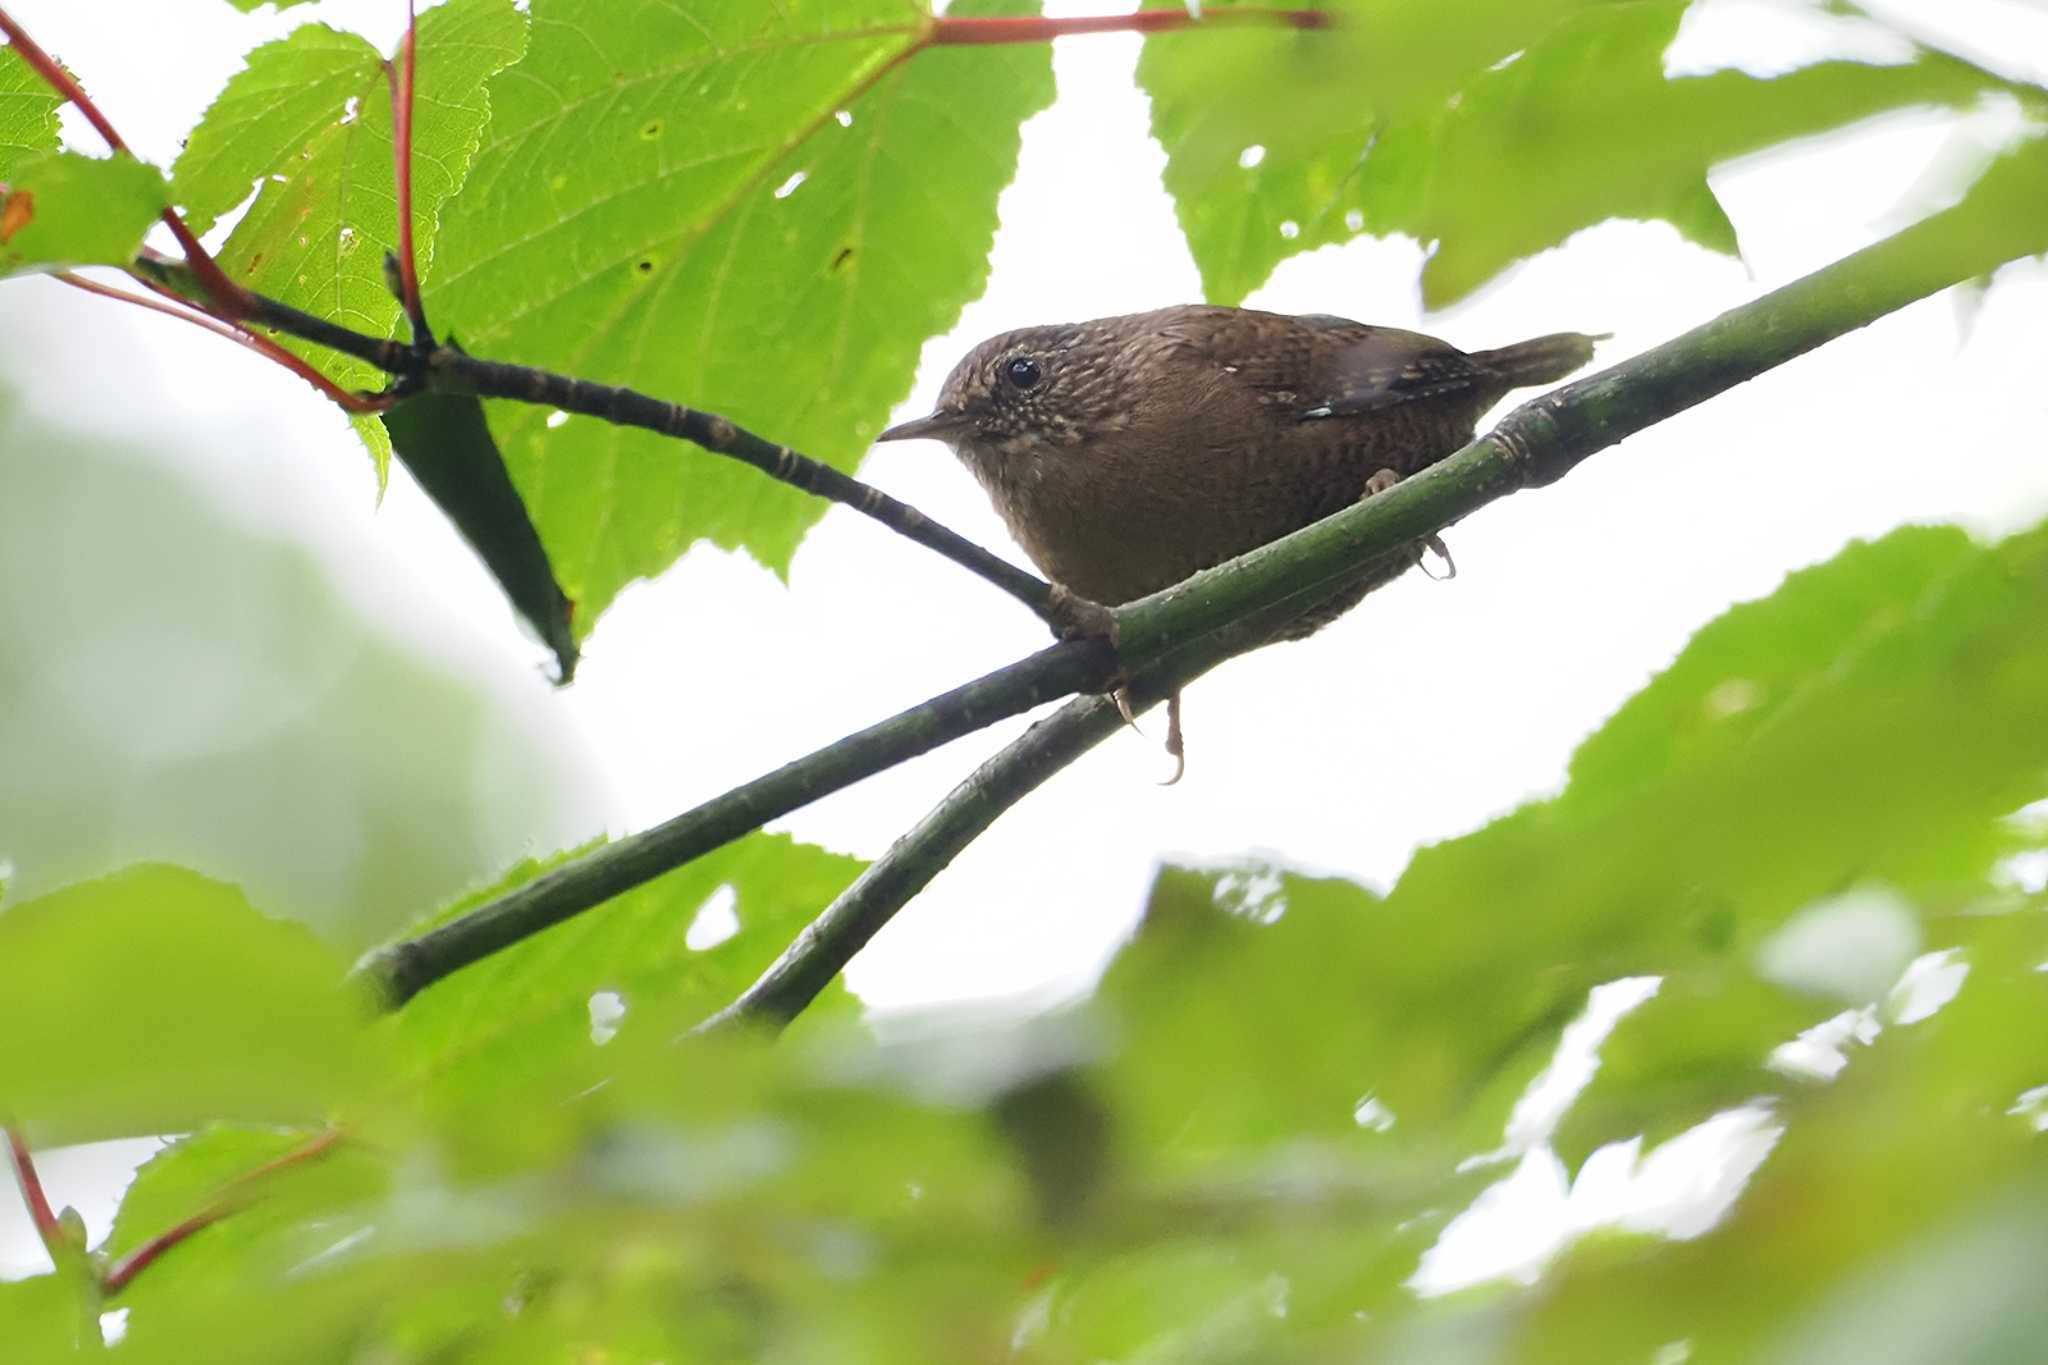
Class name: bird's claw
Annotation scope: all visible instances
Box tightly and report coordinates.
[1113,685,1140,732]
[1421,533,1457,581]
[1158,692,1185,786]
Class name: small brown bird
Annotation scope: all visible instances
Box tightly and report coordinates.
[877,304,1600,778]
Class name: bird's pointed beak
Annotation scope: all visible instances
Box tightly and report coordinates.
[874,408,969,444]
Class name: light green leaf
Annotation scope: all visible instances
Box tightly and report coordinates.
[351,409,391,494]
[428,0,1054,634]
[169,0,526,436]
[0,1270,95,1356]
[0,151,166,277]
[1141,0,2001,307]
[1111,517,2048,1160]
[1515,912,2048,1363]
[103,1125,388,1325]
[0,864,376,1142]
[0,42,63,178]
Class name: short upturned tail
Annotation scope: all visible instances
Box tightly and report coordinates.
[1472,331,1605,388]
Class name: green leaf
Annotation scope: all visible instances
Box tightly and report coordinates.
[103,1126,388,1327]
[1550,970,1827,1168]
[428,0,1054,634]
[0,151,167,277]
[385,833,866,1099]
[0,42,63,179]
[0,1270,96,1357]
[169,0,526,447]
[350,409,391,493]
[1514,912,2048,1363]
[0,864,376,1142]
[1141,0,2000,306]
[1109,516,2048,1166]
[1563,526,1977,812]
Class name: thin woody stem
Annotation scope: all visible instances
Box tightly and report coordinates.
[927,7,1331,44]
[699,565,1402,1034]
[100,1209,224,1296]
[101,1127,343,1298]
[436,351,1057,618]
[388,1,430,342]
[131,256,1054,616]
[4,1124,64,1259]
[58,272,391,414]
[355,633,1118,1004]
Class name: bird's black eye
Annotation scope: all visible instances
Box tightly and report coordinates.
[1003,356,1042,390]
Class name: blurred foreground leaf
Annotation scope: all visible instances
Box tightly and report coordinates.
[0,864,376,1143]
[384,831,867,1157]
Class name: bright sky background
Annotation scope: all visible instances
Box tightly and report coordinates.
[3,0,2046,1299]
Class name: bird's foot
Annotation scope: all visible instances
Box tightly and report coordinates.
[1044,583,1119,645]
[1363,468,1455,581]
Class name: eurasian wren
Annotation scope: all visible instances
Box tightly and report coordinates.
[876,304,1600,773]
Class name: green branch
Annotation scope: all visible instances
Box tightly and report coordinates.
[701,137,2048,1032]
[356,135,2045,1012]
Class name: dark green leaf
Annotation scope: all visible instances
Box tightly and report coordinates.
[382,389,578,681]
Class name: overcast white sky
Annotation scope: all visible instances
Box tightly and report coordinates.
[4,0,2046,1296]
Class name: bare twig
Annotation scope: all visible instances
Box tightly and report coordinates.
[699,563,1414,1034]
[434,350,1058,619]
[354,633,1119,1005]
[57,272,391,413]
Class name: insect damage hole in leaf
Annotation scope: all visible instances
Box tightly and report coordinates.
[686,884,740,951]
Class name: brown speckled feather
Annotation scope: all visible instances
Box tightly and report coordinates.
[881,304,1597,627]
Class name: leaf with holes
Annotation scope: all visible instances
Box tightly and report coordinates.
[428,0,1053,636]
[382,832,867,1144]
